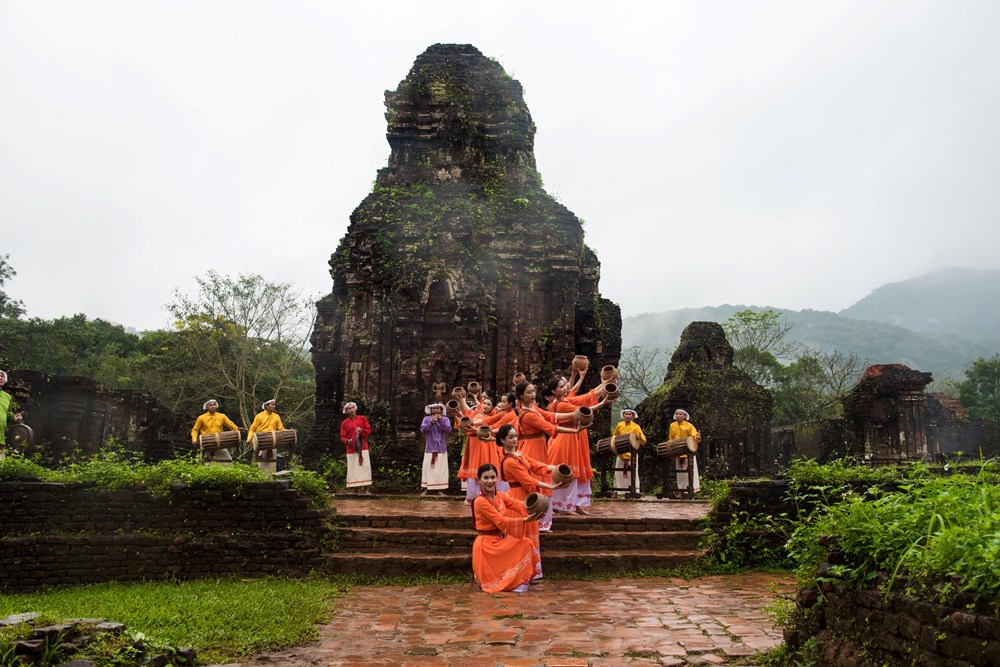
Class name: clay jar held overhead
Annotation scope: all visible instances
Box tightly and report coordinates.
[445,399,463,418]
[600,365,619,383]
[524,492,550,517]
[451,386,467,401]
[512,372,527,387]
[467,381,482,397]
[572,355,590,374]
[573,405,594,428]
[603,383,620,401]
[551,463,573,486]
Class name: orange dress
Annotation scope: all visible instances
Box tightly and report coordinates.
[471,491,540,593]
[515,407,558,465]
[500,451,550,547]
[545,389,600,482]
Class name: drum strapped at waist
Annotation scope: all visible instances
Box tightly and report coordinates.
[252,429,297,451]
[198,429,241,451]
[654,436,698,458]
[595,433,640,456]
[477,529,503,536]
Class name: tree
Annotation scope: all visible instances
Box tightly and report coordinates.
[771,348,867,427]
[163,271,316,429]
[958,356,1000,422]
[0,254,25,319]
[723,309,799,387]
[616,345,670,409]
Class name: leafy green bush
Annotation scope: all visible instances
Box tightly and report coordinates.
[787,474,1000,600]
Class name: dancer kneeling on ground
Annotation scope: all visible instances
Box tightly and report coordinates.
[420,402,452,495]
[471,463,545,593]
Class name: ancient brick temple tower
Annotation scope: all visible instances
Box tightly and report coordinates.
[305,44,621,464]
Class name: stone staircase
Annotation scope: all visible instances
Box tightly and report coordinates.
[324,496,709,576]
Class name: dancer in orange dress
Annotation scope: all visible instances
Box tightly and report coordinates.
[513,381,579,464]
[544,374,608,515]
[471,463,544,593]
[459,387,509,503]
[498,423,567,560]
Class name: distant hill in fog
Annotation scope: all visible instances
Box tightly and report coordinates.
[839,267,1000,348]
[623,304,994,382]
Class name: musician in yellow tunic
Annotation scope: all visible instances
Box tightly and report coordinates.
[247,398,285,473]
[611,408,646,493]
[191,399,240,463]
[668,408,701,493]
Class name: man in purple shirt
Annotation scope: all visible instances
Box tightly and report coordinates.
[420,403,452,495]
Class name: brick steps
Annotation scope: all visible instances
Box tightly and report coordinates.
[334,526,705,553]
[325,498,710,576]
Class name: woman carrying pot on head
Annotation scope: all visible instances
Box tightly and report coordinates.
[340,402,373,493]
[612,408,647,494]
[471,463,545,593]
[543,374,608,515]
[669,408,701,494]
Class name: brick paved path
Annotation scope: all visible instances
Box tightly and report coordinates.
[232,573,794,666]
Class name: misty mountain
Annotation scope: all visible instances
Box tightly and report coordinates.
[623,305,994,382]
[839,267,1000,348]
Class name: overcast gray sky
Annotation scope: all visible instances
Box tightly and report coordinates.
[2,0,998,331]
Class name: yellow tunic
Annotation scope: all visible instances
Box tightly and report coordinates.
[611,421,647,460]
[668,420,700,441]
[190,412,240,443]
[247,411,285,442]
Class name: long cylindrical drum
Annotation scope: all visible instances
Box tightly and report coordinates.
[446,399,463,418]
[198,430,241,451]
[253,429,297,451]
[467,381,482,396]
[7,423,34,447]
[572,355,590,373]
[595,433,639,455]
[551,463,573,485]
[573,405,594,428]
[603,383,620,401]
[655,436,698,458]
[601,365,619,382]
[524,492,550,516]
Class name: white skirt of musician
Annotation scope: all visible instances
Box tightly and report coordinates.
[346,449,373,488]
[675,454,700,493]
[421,452,450,491]
[614,456,639,493]
[551,480,592,514]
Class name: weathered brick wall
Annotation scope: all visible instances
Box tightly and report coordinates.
[788,582,1000,666]
[0,481,332,591]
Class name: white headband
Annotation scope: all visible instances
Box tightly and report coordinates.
[621,409,636,418]
[0,370,7,382]
[674,409,690,420]
[425,403,446,414]
[343,402,357,413]
[203,399,218,410]
[262,399,276,410]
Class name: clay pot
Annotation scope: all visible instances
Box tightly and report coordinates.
[458,416,474,432]
[467,381,482,396]
[600,365,619,383]
[604,383,620,401]
[476,425,493,441]
[524,492,550,516]
[451,386,467,400]
[551,463,573,486]
[512,372,527,387]
[445,399,462,417]
[572,355,590,373]
[573,405,594,428]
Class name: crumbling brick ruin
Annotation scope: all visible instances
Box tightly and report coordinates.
[306,44,621,465]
